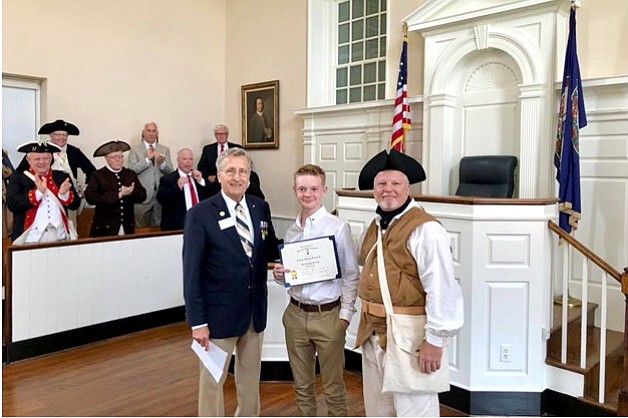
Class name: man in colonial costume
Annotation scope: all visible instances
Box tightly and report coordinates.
[16,119,96,193]
[355,149,464,417]
[84,140,146,237]
[7,142,80,244]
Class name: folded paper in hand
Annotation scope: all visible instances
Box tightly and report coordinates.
[191,340,228,383]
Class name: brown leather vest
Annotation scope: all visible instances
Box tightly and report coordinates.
[355,206,436,349]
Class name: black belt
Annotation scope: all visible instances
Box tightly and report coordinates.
[290,297,340,312]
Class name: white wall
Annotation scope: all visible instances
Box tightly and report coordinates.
[2,0,227,176]
[3,0,626,220]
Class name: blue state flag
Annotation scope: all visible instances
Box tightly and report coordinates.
[554,7,587,234]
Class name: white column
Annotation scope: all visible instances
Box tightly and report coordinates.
[301,114,317,164]
[425,93,457,195]
[518,84,544,198]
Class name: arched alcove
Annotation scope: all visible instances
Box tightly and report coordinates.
[446,49,523,194]
[406,0,568,197]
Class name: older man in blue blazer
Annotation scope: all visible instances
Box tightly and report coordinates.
[183,147,279,416]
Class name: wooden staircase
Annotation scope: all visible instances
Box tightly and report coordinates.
[546,303,624,413]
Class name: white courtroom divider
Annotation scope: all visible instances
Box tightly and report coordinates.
[10,234,185,343]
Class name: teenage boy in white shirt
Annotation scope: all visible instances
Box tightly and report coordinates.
[273,164,359,416]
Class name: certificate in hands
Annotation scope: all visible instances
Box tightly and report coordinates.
[279,235,341,287]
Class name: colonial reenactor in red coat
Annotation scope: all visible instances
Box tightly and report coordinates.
[84,141,146,237]
[7,142,80,244]
[16,119,96,190]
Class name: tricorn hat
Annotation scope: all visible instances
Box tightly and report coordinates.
[358,149,426,190]
[93,140,131,157]
[17,142,62,154]
[38,119,80,136]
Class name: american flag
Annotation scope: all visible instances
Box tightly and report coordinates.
[391,31,410,153]
[554,7,587,234]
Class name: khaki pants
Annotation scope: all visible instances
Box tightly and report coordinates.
[361,334,440,417]
[282,302,347,416]
[198,322,263,417]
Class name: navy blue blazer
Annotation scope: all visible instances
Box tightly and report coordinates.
[156,170,218,231]
[197,142,242,179]
[182,193,279,339]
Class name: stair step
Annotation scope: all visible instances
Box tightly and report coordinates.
[547,327,624,372]
[551,302,597,333]
[547,303,618,369]
[546,301,625,414]
[583,344,624,410]
[577,395,618,415]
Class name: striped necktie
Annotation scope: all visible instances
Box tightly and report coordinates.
[235,203,253,258]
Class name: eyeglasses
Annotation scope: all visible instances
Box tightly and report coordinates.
[215,132,228,135]
[50,133,68,138]
[222,168,249,177]
[106,155,124,160]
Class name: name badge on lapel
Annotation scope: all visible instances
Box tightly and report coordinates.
[219,218,235,230]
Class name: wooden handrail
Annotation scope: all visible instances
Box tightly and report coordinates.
[548,220,628,416]
[548,220,622,284]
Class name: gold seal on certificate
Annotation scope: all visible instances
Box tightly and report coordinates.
[279,235,341,287]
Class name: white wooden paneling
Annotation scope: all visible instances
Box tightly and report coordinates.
[296,99,424,210]
[264,275,290,361]
[487,282,528,372]
[565,79,628,332]
[10,233,293,362]
[336,194,556,392]
[11,235,185,342]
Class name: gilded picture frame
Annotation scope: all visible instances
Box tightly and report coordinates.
[241,80,279,149]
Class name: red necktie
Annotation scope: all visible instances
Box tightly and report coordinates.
[187,175,199,206]
[219,144,224,154]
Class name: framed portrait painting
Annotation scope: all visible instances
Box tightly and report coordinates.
[241,80,279,149]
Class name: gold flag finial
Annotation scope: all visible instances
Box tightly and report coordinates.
[402,22,408,36]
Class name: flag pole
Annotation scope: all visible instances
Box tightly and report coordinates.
[400,22,408,146]
[390,22,410,153]
[553,2,586,308]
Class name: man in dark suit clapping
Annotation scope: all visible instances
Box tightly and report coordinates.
[183,147,279,416]
[157,148,217,231]
[197,124,241,184]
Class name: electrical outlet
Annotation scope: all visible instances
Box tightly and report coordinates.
[500,344,512,362]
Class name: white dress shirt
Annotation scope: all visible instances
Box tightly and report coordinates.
[143,141,167,170]
[221,191,254,245]
[377,201,464,347]
[278,205,359,323]
[179,169,205,210]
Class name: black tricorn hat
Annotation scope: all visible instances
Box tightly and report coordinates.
[38,119,80,135]
[358,149,426,190]
[93,140,131,157]
[17,142,62,154]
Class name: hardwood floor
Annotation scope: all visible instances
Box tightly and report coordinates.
[2,322,466,416]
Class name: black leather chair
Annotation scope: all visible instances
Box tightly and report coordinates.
[455,155,518,198]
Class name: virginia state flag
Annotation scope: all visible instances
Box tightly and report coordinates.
[554,7,587,234]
